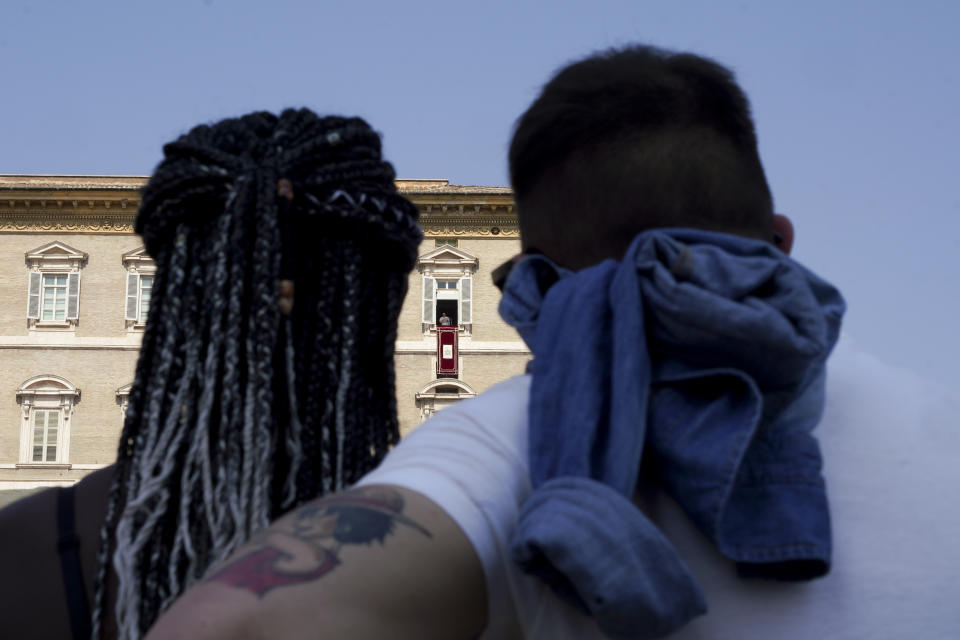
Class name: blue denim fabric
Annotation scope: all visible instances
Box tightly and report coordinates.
[499,229,845,640]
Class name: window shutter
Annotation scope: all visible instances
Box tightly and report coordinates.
[27,272,41,319]
[66,272,81,320]
[47,411,59,462]
[459,275,472,324]
[125,272,140,321]
[422,276,436,323]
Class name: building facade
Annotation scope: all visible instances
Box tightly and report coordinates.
[0,175,529,506]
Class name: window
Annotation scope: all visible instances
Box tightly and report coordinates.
[417,245,479,333]
[25,241,87,328]
[422,275,472,328]
[435,386,461,394]
[16,375,80,465]
[415,380,477,423]
[139,275,154,322]
[41,274,68,321]
[126,273,154,324]
[116,382,133,420]
[122,246,157,328]
[30,272,79,323]
[31,409,60,462]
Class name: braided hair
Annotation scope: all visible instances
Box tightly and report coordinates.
[91,109,422,639]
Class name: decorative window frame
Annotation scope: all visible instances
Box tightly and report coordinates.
[417,245,479,335]
[16,375,80,466]
[121,246,157,330]
[414,379,477,423]
[25,241,88,330]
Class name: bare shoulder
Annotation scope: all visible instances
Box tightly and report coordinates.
[0,485,69,636]
[147,484,487,640]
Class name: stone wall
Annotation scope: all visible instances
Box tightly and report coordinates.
[0,177,528,501]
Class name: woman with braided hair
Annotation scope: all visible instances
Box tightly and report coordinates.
[0,108,422,640]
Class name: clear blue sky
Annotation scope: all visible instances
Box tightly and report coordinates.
[3,0,958,388]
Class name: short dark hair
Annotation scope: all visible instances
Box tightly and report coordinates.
[509,45,774,269]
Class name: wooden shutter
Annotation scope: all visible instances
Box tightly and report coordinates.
[125,272,140,321]
[27,272,41,319]
[459,275,472,324]
[422,276,436,323]
[66,272,81,320]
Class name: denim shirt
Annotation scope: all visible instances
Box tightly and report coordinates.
[499,229,845,640]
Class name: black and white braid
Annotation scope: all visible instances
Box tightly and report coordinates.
[91,109,421,639]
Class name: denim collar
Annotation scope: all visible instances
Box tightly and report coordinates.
[499,228,845,639]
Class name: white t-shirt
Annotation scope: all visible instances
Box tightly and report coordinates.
[359,338,960,639]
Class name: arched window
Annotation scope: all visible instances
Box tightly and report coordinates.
[16,375,80,465]
[414,379,477,423]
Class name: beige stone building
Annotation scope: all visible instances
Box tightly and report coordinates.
[0,175,529,507]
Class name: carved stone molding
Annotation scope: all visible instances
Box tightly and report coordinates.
[25,240,89,269]
[420,222,520,237]
[0,212,136,233]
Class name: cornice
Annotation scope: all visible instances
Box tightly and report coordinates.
[395,179,513,198]
[0,175,142,233]
[0,175,148,190]
[0,175,517,236]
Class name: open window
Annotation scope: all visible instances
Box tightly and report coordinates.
[16,375,80,465]
[122,246,157,329]
[25,241,88,329]
[417,245,478,334]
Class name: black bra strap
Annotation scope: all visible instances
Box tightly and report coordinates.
[58,484,92,640]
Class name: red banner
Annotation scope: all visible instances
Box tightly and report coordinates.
[436,325,458,376]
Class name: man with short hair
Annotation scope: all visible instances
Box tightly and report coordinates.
[148,45,960,640]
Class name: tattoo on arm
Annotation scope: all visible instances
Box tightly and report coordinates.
[208,486,432,597]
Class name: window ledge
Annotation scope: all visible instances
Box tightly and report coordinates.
[424,325,472,336]
[34,321,73,329]
[15,463,71,470]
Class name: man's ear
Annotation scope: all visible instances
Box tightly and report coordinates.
[773,214,794,255]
